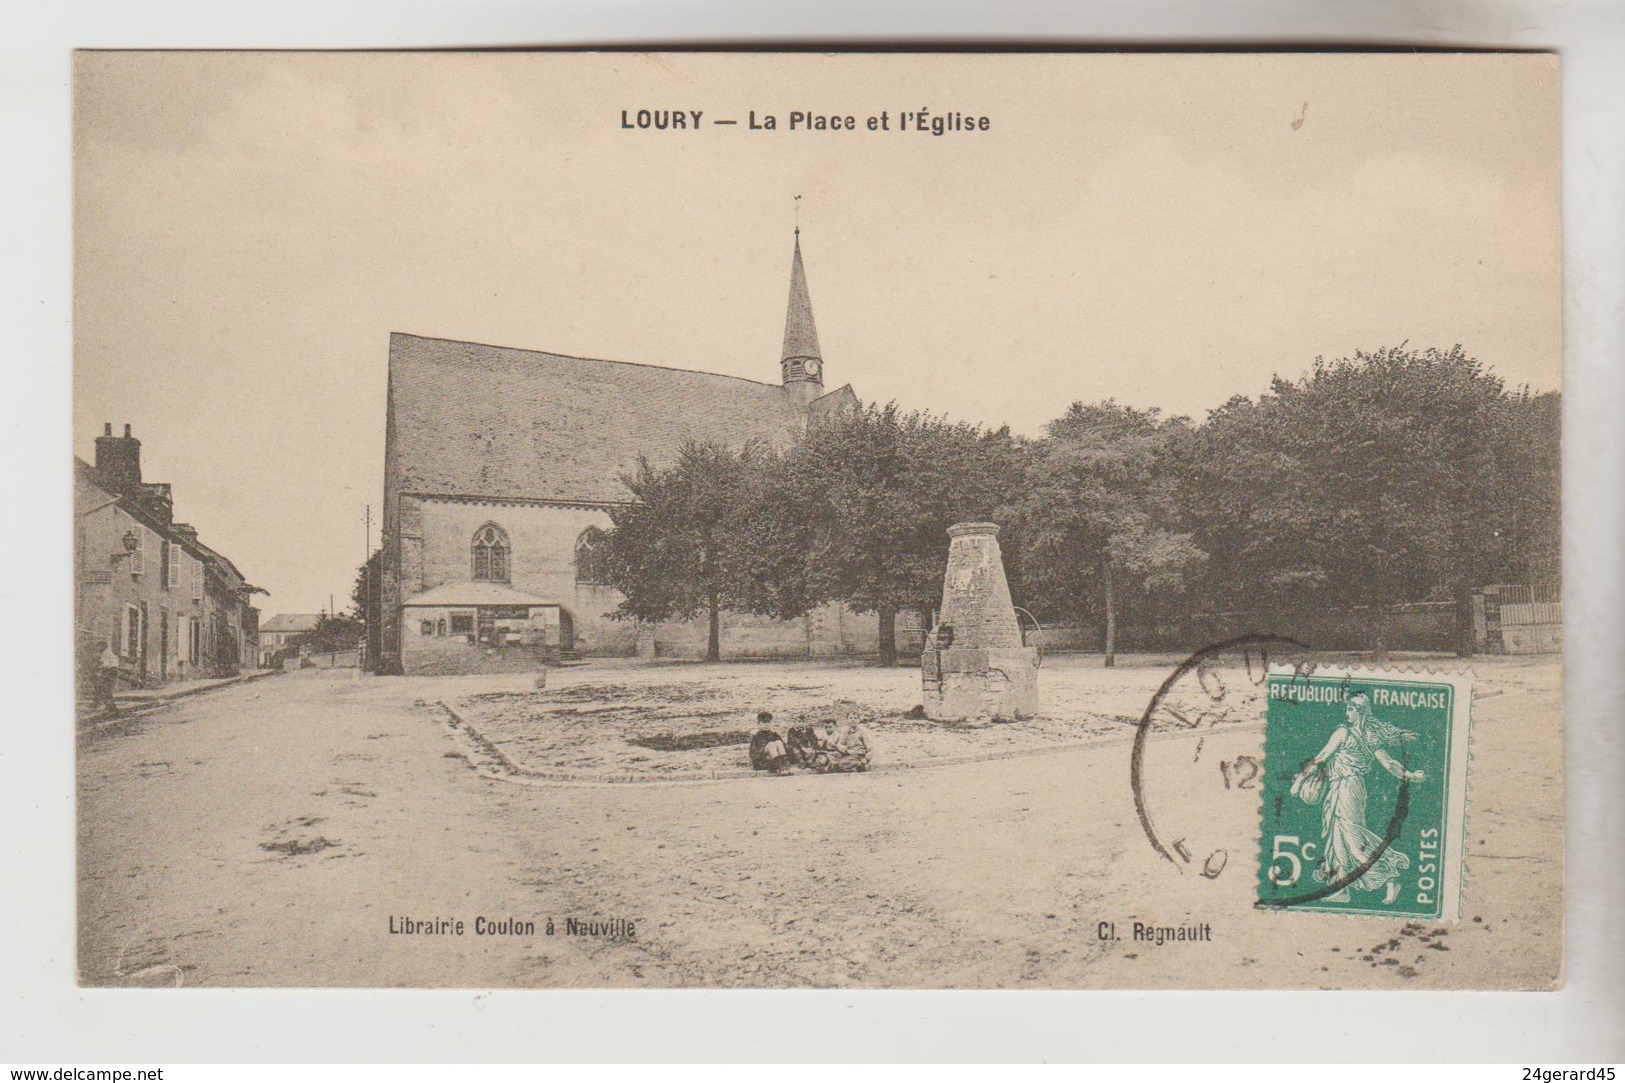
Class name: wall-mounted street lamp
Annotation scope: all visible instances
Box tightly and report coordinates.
[110,529,139,564]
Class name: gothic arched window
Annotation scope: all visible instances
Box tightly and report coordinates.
[575,527,606,585]
[471,523,510,582]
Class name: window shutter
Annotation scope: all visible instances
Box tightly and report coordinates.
[130,534,144,576]
[168,544,181,588]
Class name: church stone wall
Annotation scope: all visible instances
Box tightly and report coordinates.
[397,495,426,604]
[573,583,634,656]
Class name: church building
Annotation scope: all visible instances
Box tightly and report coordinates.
[380,234,911,675]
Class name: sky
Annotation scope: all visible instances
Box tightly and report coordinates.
[73,52,1561,617]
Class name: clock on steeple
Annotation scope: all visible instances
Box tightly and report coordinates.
[780,229,825,399]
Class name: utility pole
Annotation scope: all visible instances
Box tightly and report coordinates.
[363,503,371,673]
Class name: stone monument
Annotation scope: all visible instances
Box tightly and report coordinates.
[921,522,1039,721]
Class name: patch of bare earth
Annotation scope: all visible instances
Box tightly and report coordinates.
[452,663,1139,778]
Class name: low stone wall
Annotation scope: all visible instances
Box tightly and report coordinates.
[403,636,547,676]
[1025,604,1460,655]
[635,605,927,661]
[639,611,812,660]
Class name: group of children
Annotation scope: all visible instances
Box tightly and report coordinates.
[747,711,871,775]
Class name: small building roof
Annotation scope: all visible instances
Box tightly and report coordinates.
[402,582,555,608]
[261,613,323,633]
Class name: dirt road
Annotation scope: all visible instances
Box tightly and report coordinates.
[77,656,1562,988]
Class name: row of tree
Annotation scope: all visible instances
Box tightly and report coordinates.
[576,345,1560,663]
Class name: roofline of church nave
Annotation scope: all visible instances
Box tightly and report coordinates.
[398,490,634,510]
[389,330,811,393]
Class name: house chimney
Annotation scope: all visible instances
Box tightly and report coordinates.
[94,422,142,493]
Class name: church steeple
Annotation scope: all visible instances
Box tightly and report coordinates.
[780,230,824,396]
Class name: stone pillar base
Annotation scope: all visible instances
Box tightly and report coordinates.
[921,646,1040,722]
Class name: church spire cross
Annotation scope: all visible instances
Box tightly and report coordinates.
[780,221,823,393]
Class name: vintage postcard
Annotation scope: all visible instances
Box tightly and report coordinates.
[73,50,1562,989]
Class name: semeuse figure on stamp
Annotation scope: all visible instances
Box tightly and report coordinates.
[1290,690,1427,905]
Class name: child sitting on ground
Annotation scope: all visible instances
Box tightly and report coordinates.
[748,711,792,774]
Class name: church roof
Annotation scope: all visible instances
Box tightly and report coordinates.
[809,383,859,421]
[780,235,822,365]
[386,333,810,506]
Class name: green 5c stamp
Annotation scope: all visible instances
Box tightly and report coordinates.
[1257,667,1472,920]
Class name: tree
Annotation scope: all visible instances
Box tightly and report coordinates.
[1179,345,1549,656]
[290,612,364,656]
[353,549,382,671]
[1010,401,1203,666]
[726,444,824,622]
[597,439,762,662]
[770,403,1023,665]
[1489,388,1561,586]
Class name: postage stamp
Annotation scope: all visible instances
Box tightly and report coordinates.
[1256,667,1473,920]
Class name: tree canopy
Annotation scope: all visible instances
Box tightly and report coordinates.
[597,439,764,661]
[591,346,1559,663]
[771,403,1023,662]
[1177,345,1557,651]
[1006,401,1204,665]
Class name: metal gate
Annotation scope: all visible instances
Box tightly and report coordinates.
[1473,583,1561,655]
